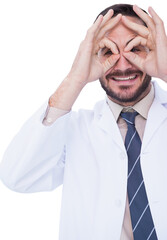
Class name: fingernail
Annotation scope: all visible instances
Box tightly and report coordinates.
[133,5,140,11]
[108,9,113,14]
[122,16,127,20]
[148,6,154,11]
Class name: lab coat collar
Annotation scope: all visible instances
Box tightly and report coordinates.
[93,80,167,152]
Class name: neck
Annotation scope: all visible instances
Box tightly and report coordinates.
[108,83,152,107]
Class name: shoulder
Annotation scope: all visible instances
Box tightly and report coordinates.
[153,80,167,106]
[153,80,167,99]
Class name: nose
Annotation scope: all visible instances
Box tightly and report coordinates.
[114,54,133,71]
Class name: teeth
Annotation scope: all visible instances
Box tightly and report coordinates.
[113,75,136,81]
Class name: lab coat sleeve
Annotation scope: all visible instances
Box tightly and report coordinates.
[0,102,71,193]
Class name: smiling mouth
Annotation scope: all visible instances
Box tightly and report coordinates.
[112,75,138,81]
[106,69,143,82]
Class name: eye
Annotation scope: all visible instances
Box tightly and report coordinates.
[131,47,140,53]
[98,47,113,58]
[104,49,113,56]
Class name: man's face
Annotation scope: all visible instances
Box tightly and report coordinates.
[99,16,151,106]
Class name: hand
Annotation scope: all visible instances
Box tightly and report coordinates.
[122,5,167,82]
[68,10,121,85]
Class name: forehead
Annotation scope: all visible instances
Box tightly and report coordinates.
[106,16,144,46]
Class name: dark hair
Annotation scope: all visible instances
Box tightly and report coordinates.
[95,4,147,26]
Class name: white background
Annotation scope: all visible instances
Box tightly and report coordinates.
[0,0,167,239]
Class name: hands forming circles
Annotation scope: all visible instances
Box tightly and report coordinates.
[122,5,167,81]
[69,5,167,85]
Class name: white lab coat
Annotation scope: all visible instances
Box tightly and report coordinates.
[0,81,167,239]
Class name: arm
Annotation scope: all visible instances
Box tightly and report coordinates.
[0,10,121,193]
[48,10,121,111]
[0,102,70,193]
[43,11,122,125]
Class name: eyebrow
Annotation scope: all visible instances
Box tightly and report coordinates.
[126,37,136,46]
[112,37,137,51]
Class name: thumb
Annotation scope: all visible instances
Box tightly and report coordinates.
[123,52,144,71]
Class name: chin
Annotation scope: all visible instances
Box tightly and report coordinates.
[99,74,152,105]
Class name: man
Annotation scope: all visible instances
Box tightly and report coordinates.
[0,3,167,240]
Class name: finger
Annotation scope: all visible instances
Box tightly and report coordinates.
[103,54,120,73]
[96,14,122,40]
[85,14,103,41]
[148,6,163,25]
[148,7,167,38]
[124,36,152,52]
[133,5,155,32]
[100,9,114,27]
[95,37,119,55]
[122,16,149,37]
[123,52,144,71]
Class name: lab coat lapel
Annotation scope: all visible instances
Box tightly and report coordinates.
[142,83,167,151]
[94,101,125,152]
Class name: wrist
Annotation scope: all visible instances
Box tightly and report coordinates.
[66,71,88,87]
[49,76,86,109]
[65,74,87,89]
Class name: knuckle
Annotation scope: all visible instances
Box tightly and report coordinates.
[87,25,97,36]
[86,28,92,35]
[145,29,150,37]
[161,19,164,26]
[157,18,164,25]
[79,40,85,48]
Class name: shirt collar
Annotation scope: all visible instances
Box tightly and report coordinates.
[106,83,155,121]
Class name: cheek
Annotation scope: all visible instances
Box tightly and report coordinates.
[140,53,147,59]
[140,73,147,84]
[137,49,148,59]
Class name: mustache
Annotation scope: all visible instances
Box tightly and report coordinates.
[106,69,143,80]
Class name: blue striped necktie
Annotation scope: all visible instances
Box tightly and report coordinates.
[121,112,158,240]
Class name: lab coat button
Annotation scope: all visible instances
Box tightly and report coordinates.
[46,117,53,123]
[115,199,122,207]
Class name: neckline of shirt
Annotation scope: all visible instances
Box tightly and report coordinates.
[106,83,155,121]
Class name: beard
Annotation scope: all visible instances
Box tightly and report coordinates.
[99,69,151,104]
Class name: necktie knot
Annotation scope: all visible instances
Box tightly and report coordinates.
[121,111,138,125]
